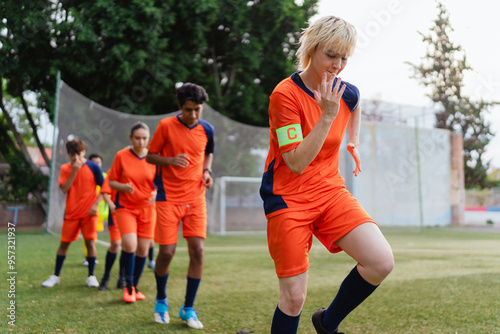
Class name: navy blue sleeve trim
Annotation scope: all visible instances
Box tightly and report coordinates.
[200,119,215,154]
[333,78,360,112]
[259,158,288,215]
[155,165,167,202]
[108,208,115,226]
[86,160,104,186]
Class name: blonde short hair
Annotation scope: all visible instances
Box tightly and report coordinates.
[296,16,357,70]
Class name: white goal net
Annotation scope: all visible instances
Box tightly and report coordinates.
[48,80,270,234]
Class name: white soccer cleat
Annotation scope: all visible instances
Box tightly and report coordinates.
[187,317,204,329]
[154,298,170,324]
[86,275,99,287]
[179,306,204,329]
[42,275,60,287]
[83,258,99,266]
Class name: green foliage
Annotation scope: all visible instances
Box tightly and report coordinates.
[407,1,493,189]
[0,87,48,203]
[195,0,317,125]
[486,170,500,188]
[1,88,42,147]
[1,0,317,121]
[0,1,318,203]
[0,155,47,203]
[0,0,56,112]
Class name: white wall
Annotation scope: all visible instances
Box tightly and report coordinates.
[341,120,452,226]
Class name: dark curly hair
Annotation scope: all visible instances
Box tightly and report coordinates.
[176,83,209,107]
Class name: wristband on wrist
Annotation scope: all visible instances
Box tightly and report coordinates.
[203,168,212,176]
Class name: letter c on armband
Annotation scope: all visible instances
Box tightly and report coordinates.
[276,124,303,147]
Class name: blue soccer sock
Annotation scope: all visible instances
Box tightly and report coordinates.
[54,255,66,276]
[119,251,125,280]
[86,256,96,276]
[322,266,378,332]
[148,246,154,262]
[122,251,135,293]
[155,272,169,300]
[103,251,117,279]
[184,276,201,308]
[270,305,300,334]
[133,256,146,287]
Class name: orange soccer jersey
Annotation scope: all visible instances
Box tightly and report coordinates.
[148,115,215,204]
[260,72,360,218]
[100,175,116,204]
[59,160,104,220]
[107,148,156,208]
[100,174,118,223]
[101,176,123,242]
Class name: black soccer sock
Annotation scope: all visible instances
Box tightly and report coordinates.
[155,272,169,300]
[184,276,201,308]
[122,251,135,293]
[86,257,96,276]
[119,251,125,280]
[270,305,300,334]
[133,256,146,287]
[54,255,66,276]
[322,266,378,332]
[148,246,154,262]
[103,251,117,279]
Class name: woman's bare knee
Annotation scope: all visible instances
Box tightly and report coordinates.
[279,290,306,316]
[278,272,308,316]
[361,251,394,285]
[375,253,394,281]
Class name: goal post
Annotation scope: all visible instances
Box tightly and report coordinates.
[208,176,267,235]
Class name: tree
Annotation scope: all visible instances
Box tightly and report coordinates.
[407,1,494,188]
[461,99,493,188]
[195,0,317,125]
[1,1,54,165]
[0,0,318,209]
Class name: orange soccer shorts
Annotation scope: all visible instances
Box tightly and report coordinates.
[115,204,156,239]
[107,212,121,242]
[267,187,374,278]
[155,200,207,245]
[61,215,98,242]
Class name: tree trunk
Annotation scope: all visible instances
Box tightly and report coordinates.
[209,38,225,112]
[0,80,47,214]
[0,100,41,174]
[19,92,51,166]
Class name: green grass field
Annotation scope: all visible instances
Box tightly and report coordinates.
[1,228,500,333]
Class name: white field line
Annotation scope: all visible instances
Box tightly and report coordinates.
[49,231,497,255]
[108,244,500,255]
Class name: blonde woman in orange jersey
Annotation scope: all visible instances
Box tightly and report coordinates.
[108,122,156,303]
[259,16,394,334]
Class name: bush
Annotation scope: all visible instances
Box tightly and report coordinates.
[0,155,48,203]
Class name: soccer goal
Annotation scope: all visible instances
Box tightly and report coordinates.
[208,176,267,235]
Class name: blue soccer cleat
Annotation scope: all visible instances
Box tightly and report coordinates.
[154,298,170,324]
[179,305,203,329]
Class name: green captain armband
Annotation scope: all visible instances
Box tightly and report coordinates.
[276,124,303,147]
